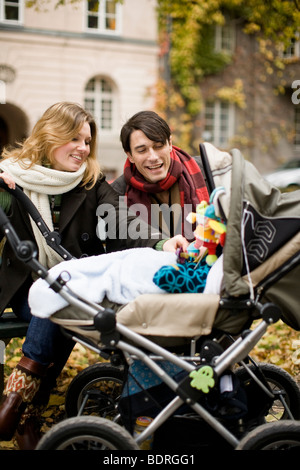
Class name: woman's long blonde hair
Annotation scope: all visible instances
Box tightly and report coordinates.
[1,102,102,188]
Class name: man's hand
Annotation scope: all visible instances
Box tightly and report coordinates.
[0,172,16,190]
[162,235,189,252]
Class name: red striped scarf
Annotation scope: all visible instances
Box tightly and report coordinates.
[123,146,209,235]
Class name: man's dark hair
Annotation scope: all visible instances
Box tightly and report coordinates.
[120,110,171,153]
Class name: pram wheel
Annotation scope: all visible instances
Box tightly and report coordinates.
[65,363,124,420]
[236,420,300,450]
[36,416,139,450]
[235,362,300,421]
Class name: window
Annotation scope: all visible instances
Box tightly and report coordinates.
[294,107,300,150]
[0,0,22,24]
[214,21,235,54]
[203,101,235,147]
[86,0,122,35]
[283,34,300,59]
[84,77,115,133]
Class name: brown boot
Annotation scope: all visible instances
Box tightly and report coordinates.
[16,362,57,450]
[0,392,26,440]
[15,376,54,450]
[15,404,44,450]
[0,356,47,441]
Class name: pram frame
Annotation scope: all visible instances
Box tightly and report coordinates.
[47,274,280,449]
[0,195,283,448]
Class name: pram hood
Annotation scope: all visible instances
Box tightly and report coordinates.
[201,143,300,329]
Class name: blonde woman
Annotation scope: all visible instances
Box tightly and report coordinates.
[0,102,188,449]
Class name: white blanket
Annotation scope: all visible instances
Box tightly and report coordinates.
[29,248,176,318]
[28,248,224,319]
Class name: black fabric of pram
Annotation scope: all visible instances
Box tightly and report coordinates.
[242,203,300,274]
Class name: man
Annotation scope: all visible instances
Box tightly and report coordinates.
[112,110,209,241]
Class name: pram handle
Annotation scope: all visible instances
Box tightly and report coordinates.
[0,179,73,261]
[0,179,46,225]
[199,143,215,195]
[199,143,227,222]
[0,204,49,278]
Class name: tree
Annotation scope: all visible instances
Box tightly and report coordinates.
[156,0,300,151]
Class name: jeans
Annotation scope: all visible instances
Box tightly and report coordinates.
[10,278,75,383]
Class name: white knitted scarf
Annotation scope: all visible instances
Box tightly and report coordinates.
[0,158,86,268]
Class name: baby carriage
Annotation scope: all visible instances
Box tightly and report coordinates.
[0,143,299,450]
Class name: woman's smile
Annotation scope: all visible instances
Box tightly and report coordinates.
[52,122,91,172]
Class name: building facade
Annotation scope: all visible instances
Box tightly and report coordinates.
[197,20,300,172]
[1,2,299,177]
[0,0,158,178]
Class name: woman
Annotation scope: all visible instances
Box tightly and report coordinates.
[0,102,188,449]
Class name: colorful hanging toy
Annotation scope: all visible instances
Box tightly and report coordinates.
[153,187,227,294]
[183,186,227,266]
